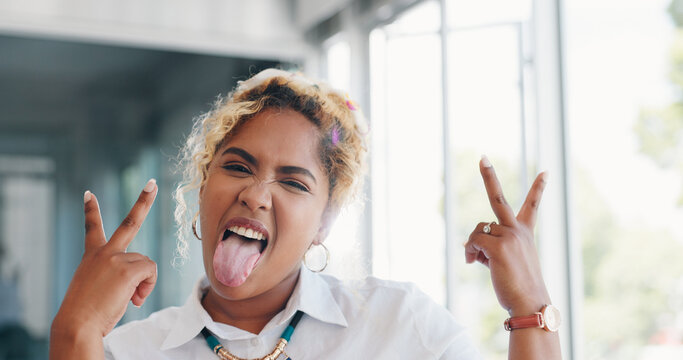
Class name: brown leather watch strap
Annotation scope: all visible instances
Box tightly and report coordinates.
[504,313,543,331]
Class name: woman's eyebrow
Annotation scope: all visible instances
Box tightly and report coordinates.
[279,166,317,184]
[222,147,317,184]
[221,147,258,167]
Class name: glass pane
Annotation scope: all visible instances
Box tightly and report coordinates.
[0,164,54,359]
[326,40,351,93]
[446,0,531,28]
[447,25,525,360]
[323,37,368,280]
[370,6,446,305]
[565,0,683,358]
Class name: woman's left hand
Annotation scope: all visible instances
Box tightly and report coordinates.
[464,156,551,316]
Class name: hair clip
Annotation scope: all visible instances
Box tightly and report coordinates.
[345,93,358,111]
[331,126,340,146]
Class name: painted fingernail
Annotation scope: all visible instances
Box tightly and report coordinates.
[84,190,92,204]
[143,178,157,193]
[481,155,492,168]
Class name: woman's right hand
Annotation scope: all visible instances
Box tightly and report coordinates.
[50,179,159,355]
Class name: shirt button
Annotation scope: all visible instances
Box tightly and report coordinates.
[250,338,261,346]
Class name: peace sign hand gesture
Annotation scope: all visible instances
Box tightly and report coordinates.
[464,157,551,317]
[51,179,159,358]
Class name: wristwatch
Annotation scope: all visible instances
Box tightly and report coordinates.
[504,304,561,332]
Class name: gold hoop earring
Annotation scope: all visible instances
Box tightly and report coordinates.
[303,243,330,273]
[192,215,202,241]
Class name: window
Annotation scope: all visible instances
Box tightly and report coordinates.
[317,1,683,358]
[370,1,446,304]
[445,1,534,358]
[0,155,55,354]
[370,1,536,358]
[564,1,683,358]
[322,35,369,280]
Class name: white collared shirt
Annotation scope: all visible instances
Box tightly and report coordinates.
[104,267,482,359]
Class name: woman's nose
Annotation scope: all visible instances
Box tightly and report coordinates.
[238,181,272,212]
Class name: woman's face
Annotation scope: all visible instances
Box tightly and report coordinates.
[199,107,331,300]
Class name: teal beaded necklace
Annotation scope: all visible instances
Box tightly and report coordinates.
[200,310,304,360]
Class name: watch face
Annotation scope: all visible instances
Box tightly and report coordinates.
[543,305,562,332]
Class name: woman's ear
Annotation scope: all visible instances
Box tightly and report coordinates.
[313,206,340,245]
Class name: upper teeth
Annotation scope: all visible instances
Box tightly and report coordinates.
[228,226,266,241]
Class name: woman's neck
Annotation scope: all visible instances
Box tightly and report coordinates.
[201,269,300,334]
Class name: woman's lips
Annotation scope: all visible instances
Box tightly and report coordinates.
[219,217,270,243]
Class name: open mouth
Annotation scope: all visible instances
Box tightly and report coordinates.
[213,218,271,287]
[222,225,268,253]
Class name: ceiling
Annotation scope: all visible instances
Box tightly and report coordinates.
[0,34,285,139]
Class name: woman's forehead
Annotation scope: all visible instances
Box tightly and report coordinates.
[218,108,326,172]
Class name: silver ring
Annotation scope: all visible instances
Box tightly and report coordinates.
[483,221,496,234]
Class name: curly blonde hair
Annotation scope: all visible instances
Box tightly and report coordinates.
[173,69,368,261]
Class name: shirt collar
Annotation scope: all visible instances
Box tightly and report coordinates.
[160,267,347,351]
[159,276,214,351]
[275,266,348,329]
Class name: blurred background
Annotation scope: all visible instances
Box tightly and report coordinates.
[0,0,682,359]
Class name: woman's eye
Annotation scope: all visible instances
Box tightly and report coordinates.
[282,180,309,192]
[223,164,251,174]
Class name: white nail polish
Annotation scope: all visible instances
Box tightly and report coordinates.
[143,179,157,193]
[84,190,92,204]
[481,155,492,168]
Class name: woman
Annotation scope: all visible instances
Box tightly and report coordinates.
[50,69,561,359]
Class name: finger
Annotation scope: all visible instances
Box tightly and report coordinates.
[479,156,516,226]
[464,232,496,265]
[517,172,548,228]
[465,225,486,263]
[108,179,157,251]
[476,251,490,268]
[475,221,502,236]
[84,191,106,253]
[129,260,157,307]
[114,252,149,263]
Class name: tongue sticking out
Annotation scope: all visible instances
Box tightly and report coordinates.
[213,233,262,287]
